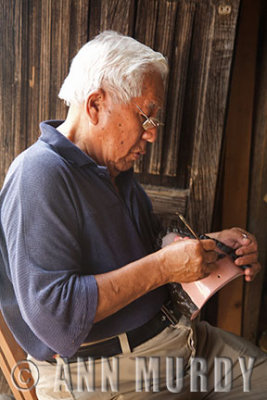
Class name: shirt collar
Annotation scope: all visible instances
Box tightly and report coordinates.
[38,120,134,180]
[39,120,102,168]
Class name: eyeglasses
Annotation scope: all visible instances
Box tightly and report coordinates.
[135,104,164,131]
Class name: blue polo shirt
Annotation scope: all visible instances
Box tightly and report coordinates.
[0,120,168,361]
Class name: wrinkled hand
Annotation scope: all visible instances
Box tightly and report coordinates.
[207,227,261,282]
[159,238,217,283]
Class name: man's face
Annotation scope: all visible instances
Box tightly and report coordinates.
[95,71,164,177]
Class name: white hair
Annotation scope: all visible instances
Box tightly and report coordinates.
[58,31,168,105]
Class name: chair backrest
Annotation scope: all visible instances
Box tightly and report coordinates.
[0,311,38,400]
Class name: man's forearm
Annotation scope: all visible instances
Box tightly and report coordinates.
[94,250,165,322]
[94,238,217,322]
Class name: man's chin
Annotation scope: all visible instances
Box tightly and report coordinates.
[115,160,135,172]
[107,162,132,178]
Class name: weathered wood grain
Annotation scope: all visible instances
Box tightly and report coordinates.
[162,0,196,178]
[148,0,179,175]
[49,0,71,119]
[134,0,159,174]
[0,1,16,185]
[100,0,135,34]
[27,0,42,146]
[88,0,102,39]
[243,0,267,342]
[13,0,28,158]
[217,0,261,336]
[89,0,135,39]
[186,0,241,233]
[69,0,90,59]
[0,0,28,187]
[143,185,188,217]
[38,0,52,124]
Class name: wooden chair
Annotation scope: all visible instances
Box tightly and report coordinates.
[0,311,38,400]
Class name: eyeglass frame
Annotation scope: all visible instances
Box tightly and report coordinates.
[135,104,164,131]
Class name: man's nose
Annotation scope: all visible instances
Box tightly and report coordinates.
[141,128,157,143]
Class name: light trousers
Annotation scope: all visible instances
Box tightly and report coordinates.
[29,317,267,399]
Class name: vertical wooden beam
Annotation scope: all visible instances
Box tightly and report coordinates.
[243,0,267,342]
[217,0,261,335]
[49,0,71,119]
[38,0,52,122]
[0,0,28,186]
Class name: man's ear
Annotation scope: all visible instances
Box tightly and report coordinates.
[85,89,106,125]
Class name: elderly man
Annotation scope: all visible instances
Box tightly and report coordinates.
[0,31,266,399]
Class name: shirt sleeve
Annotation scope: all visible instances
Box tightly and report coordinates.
[1,150,98,357]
